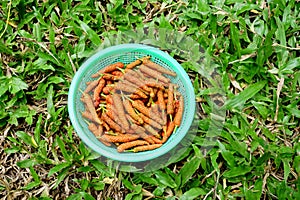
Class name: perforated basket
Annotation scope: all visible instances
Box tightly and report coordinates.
[68,44,196,162]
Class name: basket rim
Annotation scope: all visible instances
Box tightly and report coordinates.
[68,43,196,162]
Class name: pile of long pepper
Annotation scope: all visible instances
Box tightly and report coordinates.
[81,57,184,153]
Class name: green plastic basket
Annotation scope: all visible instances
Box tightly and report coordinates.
[68,44,195,162]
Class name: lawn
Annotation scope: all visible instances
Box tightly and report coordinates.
[0,0,299,199]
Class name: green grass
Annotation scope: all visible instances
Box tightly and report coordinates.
[0,0,299,199]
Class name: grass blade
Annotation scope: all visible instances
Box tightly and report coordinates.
[223,81,267,110]
[180,187,206,200]
[48,162,71,177]
[223,165,253,178]
[178,156,202,187]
